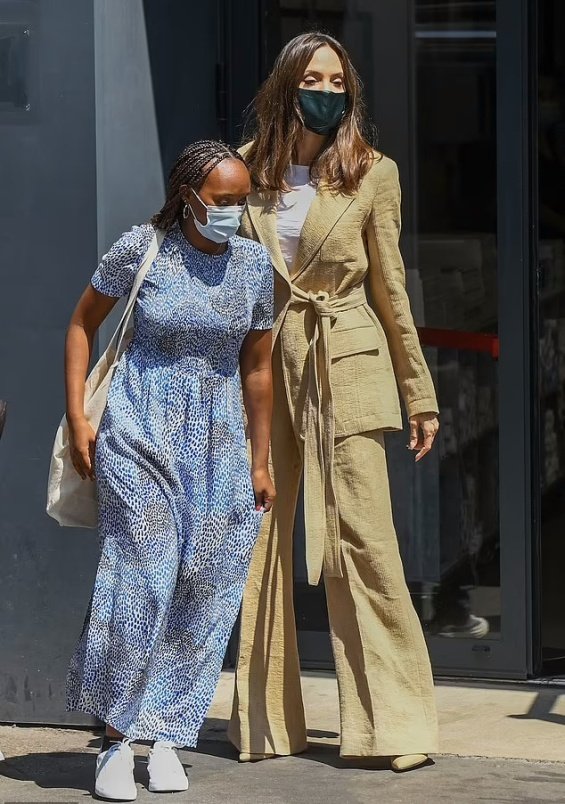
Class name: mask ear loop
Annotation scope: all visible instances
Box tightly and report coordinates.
[191,187,207,208]
[187,188,209,225]
[295,91,306,128]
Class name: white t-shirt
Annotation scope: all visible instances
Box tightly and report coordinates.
[276,164,317,272]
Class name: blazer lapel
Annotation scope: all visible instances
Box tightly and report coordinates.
[292,184,356,280]
[246,191,290,285]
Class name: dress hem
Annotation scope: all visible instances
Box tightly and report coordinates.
[65,702,199,749]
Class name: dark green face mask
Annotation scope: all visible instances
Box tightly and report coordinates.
[298,88,348,135]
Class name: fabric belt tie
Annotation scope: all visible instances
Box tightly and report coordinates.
[289,283,368,586]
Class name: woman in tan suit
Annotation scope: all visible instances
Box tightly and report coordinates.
[228,32,440,772]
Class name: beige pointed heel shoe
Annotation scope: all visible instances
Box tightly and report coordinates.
[238,752,276,763]
[391,754,429,772]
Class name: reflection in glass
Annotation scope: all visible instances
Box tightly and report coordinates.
[538,0,565,671]
[410,1,499,641]
[265,0,500,660]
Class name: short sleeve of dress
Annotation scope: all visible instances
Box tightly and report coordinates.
[250,251,274,331]
[91,224,154,298]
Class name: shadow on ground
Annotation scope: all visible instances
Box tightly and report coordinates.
[198,724,423,773]
[197,738,406,771]
[0,750,182,797]
[508,689,565,727]
[0,734,414,799]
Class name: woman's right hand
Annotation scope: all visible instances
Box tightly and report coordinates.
[65,285,119,482]
[68,416,97,480]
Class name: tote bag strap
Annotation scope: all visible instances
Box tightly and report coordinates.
[109,227,165,361]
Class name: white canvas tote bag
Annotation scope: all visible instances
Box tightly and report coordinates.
[46,229,164,528]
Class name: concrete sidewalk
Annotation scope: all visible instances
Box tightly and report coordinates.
[2,738,565,804]
[208,670,565,763]
[3,672,565,803]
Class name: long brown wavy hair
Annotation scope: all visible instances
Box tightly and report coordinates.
[243,32,377,195]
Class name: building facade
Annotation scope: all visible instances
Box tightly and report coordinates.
[0,0,564,726]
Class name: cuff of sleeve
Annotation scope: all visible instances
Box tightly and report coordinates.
[90,273,120,299]
[406,398,440,419]
[249,323,273,331]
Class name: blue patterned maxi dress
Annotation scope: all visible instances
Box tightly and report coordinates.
[66,222,273,746]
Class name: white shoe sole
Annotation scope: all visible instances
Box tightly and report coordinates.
[148,779,189,793]
[95,784,138,801]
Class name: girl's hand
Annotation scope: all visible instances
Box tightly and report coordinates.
[252,466,276,513]
[68,416,97,480]
[409,413,440,462]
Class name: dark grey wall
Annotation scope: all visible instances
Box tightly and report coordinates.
[0,0,99,725]
[142,0,221,170]
[0,0,224,725]
[97,0,222,346]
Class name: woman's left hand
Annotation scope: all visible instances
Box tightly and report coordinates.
[409,413,440,462]
[252,466,276,513]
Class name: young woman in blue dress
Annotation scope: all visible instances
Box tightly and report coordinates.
[64,140,275,800]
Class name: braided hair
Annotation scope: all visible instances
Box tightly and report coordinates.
[151,140,245,230]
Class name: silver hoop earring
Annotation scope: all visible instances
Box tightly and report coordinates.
[182,203,189,219]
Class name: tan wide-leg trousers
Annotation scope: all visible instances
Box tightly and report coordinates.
[228,348,439,757]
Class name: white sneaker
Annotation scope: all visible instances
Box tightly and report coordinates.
[95,739,137,801]
[148,741,189,793]
[438,615,490,639]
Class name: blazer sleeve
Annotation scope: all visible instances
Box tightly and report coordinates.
[365,159,439,418]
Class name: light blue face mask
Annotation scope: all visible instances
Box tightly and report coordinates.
[190,189,244,244]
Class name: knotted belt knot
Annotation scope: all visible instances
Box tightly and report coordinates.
[307,290,337,320]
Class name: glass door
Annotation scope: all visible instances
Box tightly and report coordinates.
[259,0,533,678]
[536,0,565,677]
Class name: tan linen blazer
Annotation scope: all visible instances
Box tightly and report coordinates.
[241,147,438,432]
[240,146,438,584]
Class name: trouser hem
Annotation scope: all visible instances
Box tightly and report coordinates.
[339,742,439,757]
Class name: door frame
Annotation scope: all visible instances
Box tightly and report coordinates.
[424,0,535,678]
[230,0,537,679]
